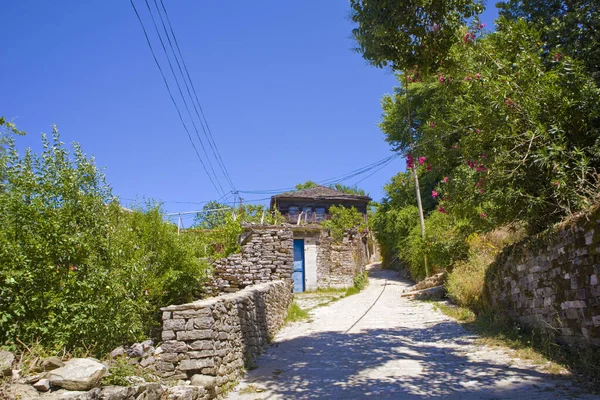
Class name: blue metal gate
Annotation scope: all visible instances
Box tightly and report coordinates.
[293,239,305,293]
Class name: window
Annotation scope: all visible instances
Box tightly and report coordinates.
[289,206,300,223]
[315,207,326,222]
[302,207,312,222]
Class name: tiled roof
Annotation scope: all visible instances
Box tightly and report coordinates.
[271,185,371,202]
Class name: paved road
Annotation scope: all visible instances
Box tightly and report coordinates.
[226,266,594,399]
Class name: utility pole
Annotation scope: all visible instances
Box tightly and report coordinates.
[405,71,429,277]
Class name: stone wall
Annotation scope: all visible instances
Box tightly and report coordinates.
[209,226,294,296]
[316,228,368,288]
[486,208,600,347]
[159,280,293,396]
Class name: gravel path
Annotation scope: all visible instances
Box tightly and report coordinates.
[226,265,595,399]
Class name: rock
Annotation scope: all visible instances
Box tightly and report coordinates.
[25,374,43,384]
[99,385,135,400]
[109,347,125,359]
[33,378,51,392]
[7,383,40,399]
[166,385,208,400]
[133,382,164,400]
[41,356,65,371]
[141,340,154,351]
[126,343,144,358]
[41,388,101,399]
[191,374,216,389]
[46,358,107,391]
[139,356,155,368]
[0,350,15,376]
[153,346,163,356]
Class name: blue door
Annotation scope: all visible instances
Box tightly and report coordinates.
[293,239,305,293]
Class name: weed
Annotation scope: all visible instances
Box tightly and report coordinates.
[284,302,309,323]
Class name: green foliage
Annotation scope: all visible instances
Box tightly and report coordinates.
[446,226,525,312]
[329,183,367,196]
[0,130,210,355]
[380,18,600,233]
[498,0,600,86]
[295,181,318,190]
[193,200,230,229]
[322,205,366,242]
[353,271,368,291]
[284,302,309,323]
[104,356,156,386]
[350,0,483,72]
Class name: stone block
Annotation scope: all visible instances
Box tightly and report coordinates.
[179,359,215,371]
[161,341,188,353]
[177,330,213,341]
[164,319,186,331]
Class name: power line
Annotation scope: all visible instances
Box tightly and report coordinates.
[129,0,226,198]
[238,153,401,195]
[156,0,236,192]
[140,0,226,197]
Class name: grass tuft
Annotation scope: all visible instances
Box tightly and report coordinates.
[285,302,310,323]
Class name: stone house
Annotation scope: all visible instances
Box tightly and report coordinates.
[270,186,372,293]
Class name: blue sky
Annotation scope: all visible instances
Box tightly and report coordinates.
[1,1,499,222]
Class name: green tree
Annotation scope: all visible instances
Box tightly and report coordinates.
[330,183,367,196]
[193,200,230,229]
[295,180,318,190]
[498,0,600,85]
[350,0,483,72]
[380,18,600,232]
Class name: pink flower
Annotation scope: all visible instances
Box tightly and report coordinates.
[476,180,483,187]
[443,176,449,183]
[467,160,476,169]
[433,23,439,32]
[407,76,413,83]
[475,73,481,79]
[429,121,436,128]
[438,74,445,83]
[475,128,481,133]
[481,153,486,159]
[554,181,560,186]
[477,164,487,173]
[438,206,448,214]
[479,189,485,194]
[481,212,487,218]
[452,145,459,149]
[432,190,439,198]
[426,164,433,171]
[69,265,78,271]
[418,156,427,165]
[406,154,414,169]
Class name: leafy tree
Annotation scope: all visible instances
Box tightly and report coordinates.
[350,0,483,72]
[380,18,600,232]
[322,205,366,242]
[498,0,600,85]
[329,183,367,196]
[193,200,230,229]
[295,180,318,190]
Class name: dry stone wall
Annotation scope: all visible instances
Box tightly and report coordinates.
[159,280,293,397]
[209,226,293,296]
[316,229,368,288]
[487,208,600,347]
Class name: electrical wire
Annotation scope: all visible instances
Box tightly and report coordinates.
[140,0,226,197]
[156,0,236,192]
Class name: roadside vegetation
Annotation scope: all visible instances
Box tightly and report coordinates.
[0,121,269,358]
[351,0,600,381]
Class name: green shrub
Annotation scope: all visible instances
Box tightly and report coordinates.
[322,205,366,242]
[0,130,212,355]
